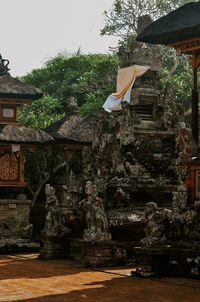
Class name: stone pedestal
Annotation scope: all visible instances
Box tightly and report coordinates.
[70,239,138,267]
[0,238,39,254]
[133,247,171,277]
[70,239,117,267]
[39,236,70,260]
[83,231,112,241]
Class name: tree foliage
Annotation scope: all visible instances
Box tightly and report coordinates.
[18,95,65,129]
[101,0,198,39]
[21,53,120,119]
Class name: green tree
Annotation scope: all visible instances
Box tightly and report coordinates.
[18,95,65,129]
[21,53,120,117]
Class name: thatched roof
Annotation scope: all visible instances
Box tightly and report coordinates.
[45,112,95,145]
[136,1,200,45]
[0,74,43,100]
[0,124,54,144]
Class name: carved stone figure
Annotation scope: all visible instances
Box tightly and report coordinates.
[172,184,188,213]
[21,224,33,239]
[82,181,111,241]
[174,103,185,128]
[42,184,71,238]
[82,147,97,179]
[42,184,60,237]
[177,127,197,159]
[141,202,169,247]
[175,127,197,182]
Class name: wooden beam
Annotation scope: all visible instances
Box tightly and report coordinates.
[52,144,91,152]
[177,44,200,55]
[168,37,200,55]
[0,98,32,105]
[0,182,26,187]
[168,36,200,47]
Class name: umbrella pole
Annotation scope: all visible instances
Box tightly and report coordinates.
[192,60,198,145]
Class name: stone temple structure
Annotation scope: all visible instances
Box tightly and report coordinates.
[40,16,186,267]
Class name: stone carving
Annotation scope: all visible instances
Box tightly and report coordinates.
[140,135,200,250]
[115,187,130,208]
[82,181,111,241]
[174,103,185,128]
[177,127,197,159]
[82,147,97,179]
[42,184,60,237]
[175,127,197,181]
[42,184,71,237]
[172,184,188,213]
[141,202,168,247]
[21,224,33,239]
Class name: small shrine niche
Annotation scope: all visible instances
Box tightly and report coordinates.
[0,104,17,123]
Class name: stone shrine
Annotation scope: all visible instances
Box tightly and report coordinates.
[40,16,182,266]
[0,55,53,252]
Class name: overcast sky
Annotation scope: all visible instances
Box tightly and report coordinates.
[1,0,118,76]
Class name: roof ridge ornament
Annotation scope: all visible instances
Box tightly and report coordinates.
[0,54,10,76]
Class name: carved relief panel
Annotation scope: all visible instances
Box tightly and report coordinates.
[0,152,19,181]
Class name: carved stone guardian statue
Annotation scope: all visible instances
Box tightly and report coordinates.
[82,181,111,241]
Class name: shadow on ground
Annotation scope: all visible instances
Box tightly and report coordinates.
[9,274,200,302]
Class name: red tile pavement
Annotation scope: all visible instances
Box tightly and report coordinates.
[0,254,200,302]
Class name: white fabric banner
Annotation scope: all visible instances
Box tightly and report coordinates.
[103,65,149,112]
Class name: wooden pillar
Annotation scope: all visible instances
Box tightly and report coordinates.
[192,67,198,145]
[49,146,54,185]
[65,151,72,186]
[192,54,200,146]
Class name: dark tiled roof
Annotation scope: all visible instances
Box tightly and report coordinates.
[0,124,54,144]
[136,1,200,45]
[45,112,95,145]
[0,74,43,100]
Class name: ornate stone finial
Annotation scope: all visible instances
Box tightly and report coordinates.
[137,15,153,35]
[0,54,10,76]
[66,97,79,114]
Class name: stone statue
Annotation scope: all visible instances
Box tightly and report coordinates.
[42,184,59,237]
[42,184,72,238]
[141,202,169,247]
[177,127,197,159]
[82,147,97,179]
[174,103,185,127]
[175,127,197,181]
[82,181,111,241]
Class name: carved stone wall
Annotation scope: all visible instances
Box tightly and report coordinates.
[0,197,32,238]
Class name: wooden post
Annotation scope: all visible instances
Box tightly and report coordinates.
[49,146,54,185]
[192,57,198,145]
[192,54,200,146]
[65,151,72,186]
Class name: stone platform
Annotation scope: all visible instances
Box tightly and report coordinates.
[0,239,40,254]
[39,236,70,260]
[70,239,139,267]
[134,247,200,278]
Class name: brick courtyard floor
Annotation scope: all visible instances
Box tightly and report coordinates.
[0,254,200,302]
